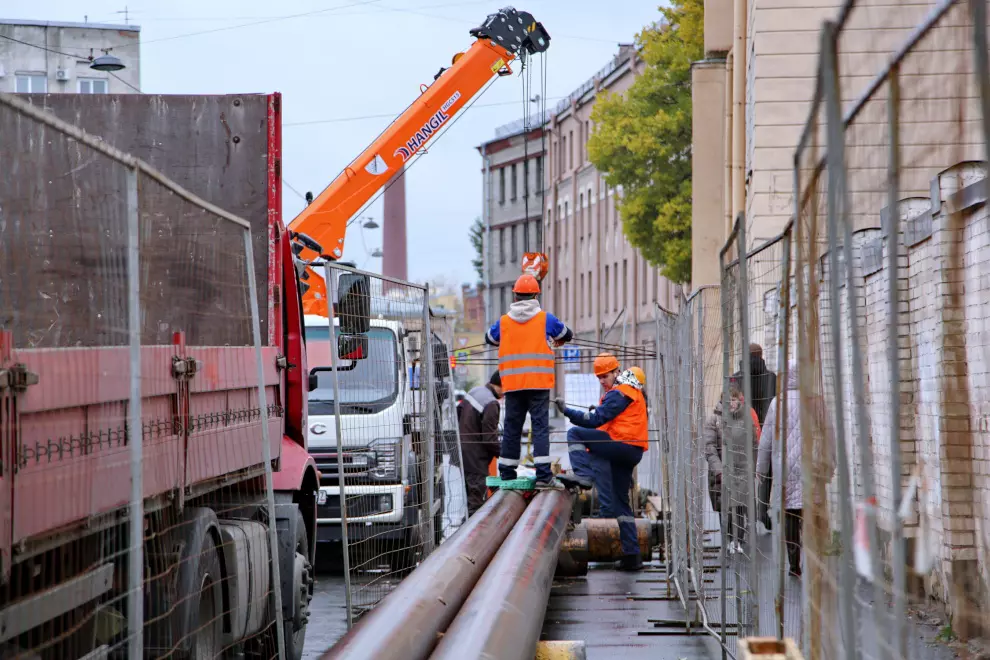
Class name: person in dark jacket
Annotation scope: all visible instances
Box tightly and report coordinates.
[457,371,504,516]
[734,343,777,529]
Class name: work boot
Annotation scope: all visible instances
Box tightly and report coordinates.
[615,554,644,571]
[557,473,593,490]
[534,477,565,490]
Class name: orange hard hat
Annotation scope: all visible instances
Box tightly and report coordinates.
[513,273,541,294]
[630,366,646,385]
[593,352,620,376]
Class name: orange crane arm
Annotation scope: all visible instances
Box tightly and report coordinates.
[288,7,549,316]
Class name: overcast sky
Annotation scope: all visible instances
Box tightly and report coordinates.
[12,1,661,284]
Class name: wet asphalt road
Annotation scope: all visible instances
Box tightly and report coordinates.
[302,572,349,660]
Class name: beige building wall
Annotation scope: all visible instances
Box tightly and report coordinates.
[0,19,141,95]
[544,46,680,369]
[692,60,728,287]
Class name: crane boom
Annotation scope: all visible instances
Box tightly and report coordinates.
[289,6,550,316]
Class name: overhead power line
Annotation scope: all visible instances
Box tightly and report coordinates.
[282,97,564,127]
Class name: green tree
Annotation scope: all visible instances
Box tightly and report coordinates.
[587,0,703,284]
[469,216,485,281]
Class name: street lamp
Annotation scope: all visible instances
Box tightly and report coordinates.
[371,248,383,258]
[90,51,125,72]
[362,217,379,229]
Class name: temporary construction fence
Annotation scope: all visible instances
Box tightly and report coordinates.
[317,264,461,625]
[0,92,286,658]
[660,0,990,657]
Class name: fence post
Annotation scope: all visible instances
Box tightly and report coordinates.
[324,263,354,630]
[822,20,860,660]
[423,291,437,555]
[736,213,760,637]
[886,62,908,660]
[125,166,144,659]
[245,229,288,655]
[719,232,734,660]
[775,227,792,642]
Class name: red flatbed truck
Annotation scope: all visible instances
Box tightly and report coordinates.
[0,93,322,659]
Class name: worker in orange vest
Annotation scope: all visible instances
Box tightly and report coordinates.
[555,353,648,570]
[485,273,573,488]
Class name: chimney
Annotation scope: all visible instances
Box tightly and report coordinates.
[382,167,408,283]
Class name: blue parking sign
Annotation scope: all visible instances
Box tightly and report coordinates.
[561,347,580,363]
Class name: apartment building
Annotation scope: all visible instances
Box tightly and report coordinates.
[544,45,679,360]
[0,19,140,95]
[477,119,547,325]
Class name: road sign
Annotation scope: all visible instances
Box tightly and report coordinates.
[561,347,580,363]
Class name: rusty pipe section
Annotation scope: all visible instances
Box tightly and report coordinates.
[430,489,573,660]
[321,489,528,660]
[555,518,655,577]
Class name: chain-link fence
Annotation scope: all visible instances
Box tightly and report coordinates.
[317,265,447,624]
[660,0,990,656]
[0,92,288,658]
[428,311,469,539]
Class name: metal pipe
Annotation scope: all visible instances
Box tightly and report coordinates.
[321,490,528,660]
[430,490,574,660]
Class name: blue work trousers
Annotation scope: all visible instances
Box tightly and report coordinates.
[500,389,552,482]
[567,426,644,556]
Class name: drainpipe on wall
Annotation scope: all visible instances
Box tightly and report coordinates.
[483,144,493,327]
[731,0,748,250]
[724,50,735,243]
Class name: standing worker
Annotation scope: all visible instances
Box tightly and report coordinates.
[457,371,504,516]
[485,273,573,488]
[556,353,648,570]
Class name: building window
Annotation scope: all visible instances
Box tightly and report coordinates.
[536,218,543,250]
[499,228,506,265]
[622,259,628,311]
[565,278,570,318]
[523,220,530,253]
[653,267,659,303]
[500,287,507,316]
[560,136,566,174]
[578,193,584,235]
[535,156,543,195]
[642,259,649,304]
[569,130,574,170]
[78,78,108,94]
[510,225,518,262]
[15,73,47,93]
[579,273,585,318]
[499,168,506,204]
[588,270,593,315]
[511,164,518,200]
[523,160,530,198]
[614,262,619,312]
[584,120,590,162]
[604,266,610,313]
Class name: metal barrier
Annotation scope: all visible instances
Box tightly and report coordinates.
[318,264,449,623]
[0,93,283,658]
[661,0,990,656]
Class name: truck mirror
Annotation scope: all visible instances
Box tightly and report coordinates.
[338,334,369,361]
[337,273,371,335]
[308,371,319,392]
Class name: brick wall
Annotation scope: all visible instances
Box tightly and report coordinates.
[808,161,990,627]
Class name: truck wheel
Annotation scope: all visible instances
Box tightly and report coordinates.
[188,532,223,659]
[283,508,312,660]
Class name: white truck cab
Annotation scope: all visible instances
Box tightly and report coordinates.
[304,313,448,567]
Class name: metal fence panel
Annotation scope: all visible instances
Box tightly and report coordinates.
[319,264,445,623]
[0,93,284,658]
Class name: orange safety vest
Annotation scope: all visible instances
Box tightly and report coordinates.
[497,311,555,392]
[599,383,649,450]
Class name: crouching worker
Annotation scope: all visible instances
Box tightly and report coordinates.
[555,353,648,571]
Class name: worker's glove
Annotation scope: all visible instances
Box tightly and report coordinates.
[554,397,567,414]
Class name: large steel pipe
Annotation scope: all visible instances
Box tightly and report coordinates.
[321,489,528,660]
[430,489,573,660]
